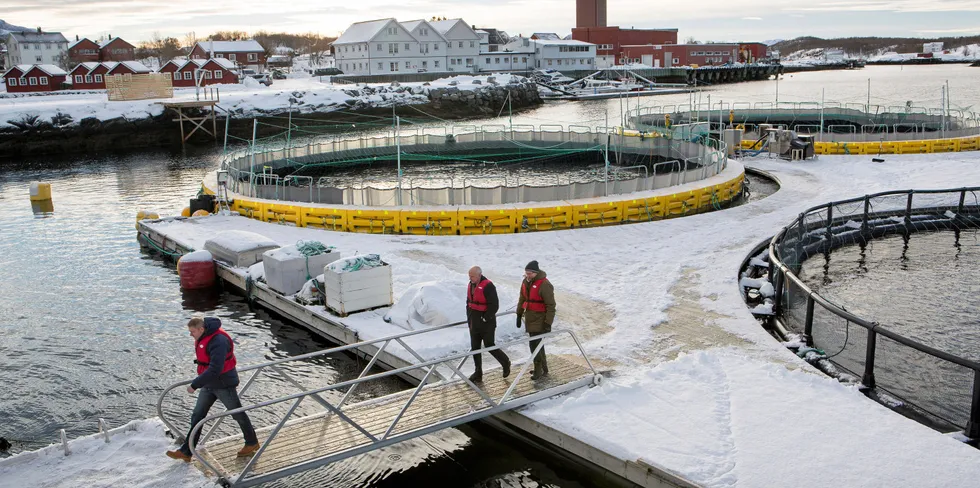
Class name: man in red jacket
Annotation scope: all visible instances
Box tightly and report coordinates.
[166,317,259,462]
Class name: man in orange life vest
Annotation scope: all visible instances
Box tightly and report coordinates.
[466,266,511,383]
[166,317,259,462]
[516,260,555,380]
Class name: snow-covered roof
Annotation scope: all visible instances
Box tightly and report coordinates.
[68,38,97,50]
[194,40,264,53]
[118,61,151,73]
[533,39,594,47]
[9,64,68,76]
[101,61,120,72]
[267,55,290,63]
[532,33,561,40]
[99,37,133,49]
[9,31,68,44]
[333,19,394,45]
[429,19,465,35]
[70,62,102,74]
[401,19,449,43]
[209,58,237,70]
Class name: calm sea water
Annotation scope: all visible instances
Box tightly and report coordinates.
[0,65,971,486]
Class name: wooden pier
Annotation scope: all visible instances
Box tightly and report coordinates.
[161,87,222,149]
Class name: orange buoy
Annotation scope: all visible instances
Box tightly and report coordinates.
[181,207,191,217]
[192,209,210,217]
[176,250,216,290]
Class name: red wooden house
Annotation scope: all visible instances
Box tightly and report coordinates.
[106,61,151,77]
[2,64,68,93]
[189,40,266,69]
[99,37,136,62]
[158,59,238,87]
[68,62,108,89]
[68,37,101,63]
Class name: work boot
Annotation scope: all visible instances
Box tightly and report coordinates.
[237,443,260,457]
[468,371,483,383]
[531,369,542,381]
[502,358,511,378]
[166,449,192,462]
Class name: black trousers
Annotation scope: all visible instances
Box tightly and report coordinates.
[469,321,510,373]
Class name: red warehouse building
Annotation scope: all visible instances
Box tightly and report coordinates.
[572,27,678,67]
[620,43,738,67]
[2,64,68,92]
[68,37,101,63]
[159,59,239,87]
[99,38,136,62]
[739,43,770,63]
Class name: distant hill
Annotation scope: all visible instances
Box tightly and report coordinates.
[773,35,980,57]
[0,19,31,35]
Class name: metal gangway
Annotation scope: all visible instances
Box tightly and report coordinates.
[158,315,602,487]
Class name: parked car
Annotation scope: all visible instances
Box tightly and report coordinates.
[311,67,343,76]
[240,69,273,86]
[271,69,287,80]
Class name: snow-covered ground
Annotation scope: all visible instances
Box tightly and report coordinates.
[782,44,980,66]
[3,152,980,487]
[0,74,525,130]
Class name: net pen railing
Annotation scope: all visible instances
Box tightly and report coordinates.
[768,187,980,436]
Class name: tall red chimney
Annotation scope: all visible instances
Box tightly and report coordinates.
[576,0,607,28]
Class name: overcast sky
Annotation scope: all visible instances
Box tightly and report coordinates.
[4,0,979,44]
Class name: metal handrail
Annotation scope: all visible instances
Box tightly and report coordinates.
[766,186,980,436]
[157,310,517,439]
[176,327,598,485]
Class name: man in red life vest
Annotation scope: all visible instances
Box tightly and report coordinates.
[516,260,555,380]
[166,317,259,462]
[466,266,511,383]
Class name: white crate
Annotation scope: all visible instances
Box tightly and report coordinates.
[323,263,393,316]
[262,248,341,296]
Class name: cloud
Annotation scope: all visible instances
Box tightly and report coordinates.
[741,17,763,20]
[914,26,980,33]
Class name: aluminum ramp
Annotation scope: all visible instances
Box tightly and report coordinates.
[159,319,601,488]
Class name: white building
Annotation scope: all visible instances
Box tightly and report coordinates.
[923,42,943,54]
[528,39,596,71]
[482,37,535,73]
[430,19,481,73]
[4,29,69,68]
[334,18,447,75]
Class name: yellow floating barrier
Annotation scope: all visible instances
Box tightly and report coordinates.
[664,191,698,217]
[231,200,264,220]
[572,201,621,228]
[303,207,348,232]
[401,209,458,236]
[516,205,572,232]
[349,208,400,234]
[266,203,302,226]
[621,196,665,222]
[458,208,516,235]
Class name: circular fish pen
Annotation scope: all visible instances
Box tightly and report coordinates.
[744,187,980,437]
[223,124,731,207]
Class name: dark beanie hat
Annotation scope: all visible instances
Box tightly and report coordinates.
[525,260,540,272]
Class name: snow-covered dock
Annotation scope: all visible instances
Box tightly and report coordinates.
[4,153,980,488]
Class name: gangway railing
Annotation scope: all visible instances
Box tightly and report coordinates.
[158,316,601,488]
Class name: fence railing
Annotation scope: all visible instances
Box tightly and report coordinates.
[220,124,728,206]
[158,312,600,487]
[768,187,980,437]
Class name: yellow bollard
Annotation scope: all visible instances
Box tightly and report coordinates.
[29,182,52,201]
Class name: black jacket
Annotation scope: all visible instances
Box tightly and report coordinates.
[466,277,499,328]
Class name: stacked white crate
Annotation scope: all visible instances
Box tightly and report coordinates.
[262,245,341,296]
[323,255,393,316]
[203,230,280,267]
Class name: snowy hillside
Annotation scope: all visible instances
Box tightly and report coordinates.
[0,19,30,35]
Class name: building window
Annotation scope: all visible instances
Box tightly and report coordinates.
[217,53,224,58]
[213,70,221,79]
[29,77,37,85]
[85,75,93,83]
[8,78,16,86]
[204,71,212,79]
[521,57,527,63]
[422,61,427,68]
[405,61,409,69]
[230,54,237,61]
[405,43,410,50]
[377,44,381,51]
[470,41,475,48]
[75,75,83,83]
[36,55,43,62]
[46,44,51,50]
[378,62,383,70]
[466,58,473,66]
[494,57,500,64]
[40,76,47,84]
[673,58,680,64]
[163,72,172,79]
[389,62,398,72]
[434,60,439,67]
[450,58,455,65]
[458,41,463,48]
[484,58,489,64]
[547,60,552,66]
[184,72,193,80]
[434,43,439,50]
[248,53,257,61]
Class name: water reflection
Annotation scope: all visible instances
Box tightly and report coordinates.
[31,199,55,216]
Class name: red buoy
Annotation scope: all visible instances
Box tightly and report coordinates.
[177,250,216,290]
